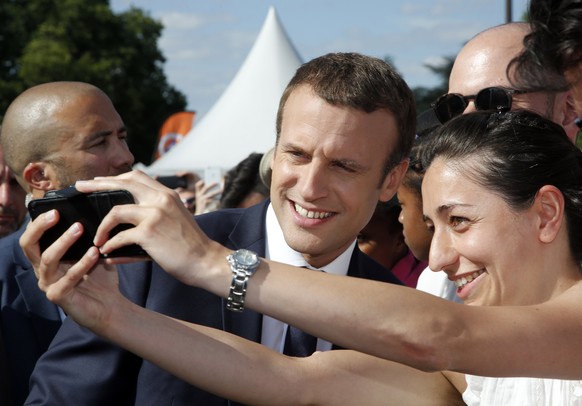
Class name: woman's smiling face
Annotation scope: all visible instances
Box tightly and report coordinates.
[422,157,543,306]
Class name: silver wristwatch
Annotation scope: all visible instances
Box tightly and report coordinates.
[226,249,260,312]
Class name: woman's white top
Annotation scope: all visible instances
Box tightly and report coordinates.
[463,375,582,405]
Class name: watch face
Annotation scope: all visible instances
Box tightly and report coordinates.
[236,249,258,266]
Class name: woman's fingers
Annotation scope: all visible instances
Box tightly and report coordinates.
[42,247,100,303]
[20,209,60,267]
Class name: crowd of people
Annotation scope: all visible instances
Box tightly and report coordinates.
[1,0,582,404]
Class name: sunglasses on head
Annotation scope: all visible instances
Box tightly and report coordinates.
[431,87,530,124]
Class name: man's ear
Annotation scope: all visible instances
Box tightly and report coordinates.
[379,160,408,202]
[535,185,565,244]
[22,162,57,197]
[556,92,580,142]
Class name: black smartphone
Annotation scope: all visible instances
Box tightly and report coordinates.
[28,187,148,261]
[157,175,188,189]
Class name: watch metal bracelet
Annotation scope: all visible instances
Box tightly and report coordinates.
[226,268,249,312]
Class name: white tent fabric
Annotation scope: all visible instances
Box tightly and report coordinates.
[144,6,303,176]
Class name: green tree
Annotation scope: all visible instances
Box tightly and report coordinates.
[0,0,187,165]
[412,55,455,113]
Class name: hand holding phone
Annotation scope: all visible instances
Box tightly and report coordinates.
[28,187,148,261]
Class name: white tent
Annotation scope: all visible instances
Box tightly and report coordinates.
[144,6,303,176]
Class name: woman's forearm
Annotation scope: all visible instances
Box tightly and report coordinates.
[193,249,582,378]
[102,300,316,405]
[193,250,460,372]
[101,297,464,406]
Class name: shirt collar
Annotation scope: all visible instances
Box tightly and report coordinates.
[265,203,355,276]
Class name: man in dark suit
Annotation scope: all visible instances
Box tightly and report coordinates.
[0,145,27,239]
[0,81,135,405]
[25,52,416,405]
[27,199,397,405]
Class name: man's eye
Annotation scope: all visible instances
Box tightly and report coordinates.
[93,138,107,147]
[332,161,357,173]
[288,150,307,160]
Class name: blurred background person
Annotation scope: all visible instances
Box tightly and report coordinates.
[0,81,135,405]
[357,121,437,289]
[173,172,199,213]
[194,176,223,213]
[157,171,222,215]
[432,22,577,139]
[156,150,271,215]
[357,198,426,287]
[512,0,582,118]
[175,171,223,215]
[0,144,26,239]
[220,151,269,209]
[396,129,435,264]
[397,127,462,301]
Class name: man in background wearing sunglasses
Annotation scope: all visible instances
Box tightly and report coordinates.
[433,22,579,141]
[417,22,579,301]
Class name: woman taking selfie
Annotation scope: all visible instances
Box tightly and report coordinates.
[23,110,582,404]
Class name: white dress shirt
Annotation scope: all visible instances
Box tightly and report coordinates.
[261,203,356,352]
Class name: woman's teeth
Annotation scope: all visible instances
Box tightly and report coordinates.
[455,270,485,289]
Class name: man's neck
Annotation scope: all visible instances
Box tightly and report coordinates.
[265,203,356,276]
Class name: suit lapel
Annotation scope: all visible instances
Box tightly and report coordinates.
[14,270,61,321]
[12,224,62,348]
[346,245,372,278]
[348,244,402,283]
[226,200,269,252]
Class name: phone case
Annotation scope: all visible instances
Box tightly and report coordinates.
[28,188,148,261]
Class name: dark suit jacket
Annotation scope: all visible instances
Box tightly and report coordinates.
[0,222,63,406]
[26,200,402,405]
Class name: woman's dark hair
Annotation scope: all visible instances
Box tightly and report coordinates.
[510,0,582,92]
[422,110,582,266]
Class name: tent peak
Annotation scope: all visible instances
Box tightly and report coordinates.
[145,7,303,175]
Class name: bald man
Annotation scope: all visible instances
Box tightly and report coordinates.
[0,145,26,238]
[417,22,579,301]
[433,22,578,139]
[0,82,134,405]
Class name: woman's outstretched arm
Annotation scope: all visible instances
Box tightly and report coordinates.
[27,229,463,405]
[24,170,582,380]
[107,302,465,405]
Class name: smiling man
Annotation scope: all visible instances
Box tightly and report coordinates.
[27,53,416,406]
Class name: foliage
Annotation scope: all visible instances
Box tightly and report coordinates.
[412,55,455,114]
[0,0,187,165]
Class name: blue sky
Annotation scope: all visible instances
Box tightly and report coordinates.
[110,0,529,120]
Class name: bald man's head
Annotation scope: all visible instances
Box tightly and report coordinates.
[0,82,134,194]
[1,82,108,181]
[449,23,531,93]
[442,22,578,140]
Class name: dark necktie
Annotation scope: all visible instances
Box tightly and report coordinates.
[282,265,320,357]
[283,324,318,357]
